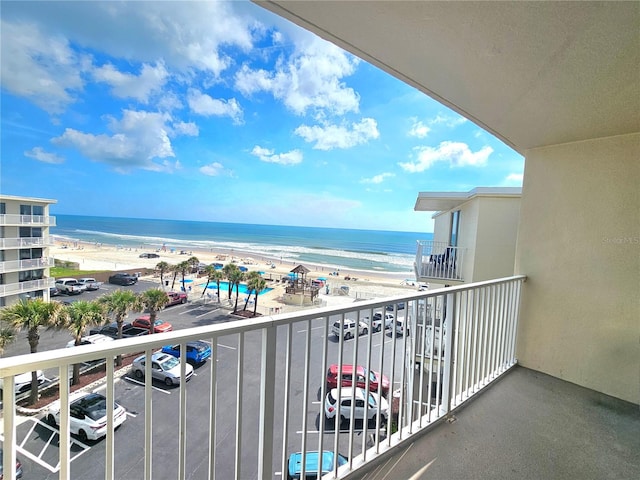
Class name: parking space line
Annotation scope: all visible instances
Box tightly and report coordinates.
[296,325,325,333]
[217,343,236,350]
[123,376,172,394]
[196,308,219,318]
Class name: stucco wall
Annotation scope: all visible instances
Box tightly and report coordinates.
[515,133,640,404]
[474,197,520,281]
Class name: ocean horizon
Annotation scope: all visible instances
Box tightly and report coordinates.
[52,214,433,276]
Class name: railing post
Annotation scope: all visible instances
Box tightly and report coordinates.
[440,291,456,416]
[258,325,277,479]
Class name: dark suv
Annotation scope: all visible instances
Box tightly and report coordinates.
[108,273,138,286]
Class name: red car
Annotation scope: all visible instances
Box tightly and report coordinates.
[133,315,173,333]
[326,364,390,397]
[166,291,188,306]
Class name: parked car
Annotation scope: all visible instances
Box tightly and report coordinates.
[49,286,60,297]
[139,252,160,258]
[0,448,23,479]
[66,333,114,348]
[133,315,173,333]
[108,273,138,285]
[0,370,46,394]
[89,322,149,339]
[55,277,83,295]
[77,277,101,291]
[394,318,410,336]
[46,391,127,442]
[286,450,348,480]
[326,364,390,396]
[131,352,194,386]
[386,302,406,311]
[165,291,188,306]
[161,341,212,365]
[331,319,368,340]
[324,387,389,425]
[370,312,395,332]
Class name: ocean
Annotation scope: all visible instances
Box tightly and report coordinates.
[52,215,432,275]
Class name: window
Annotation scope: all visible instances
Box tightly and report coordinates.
[450,210,460,247]
[20,204,32,215]
[0,202,5,214]
[33,205,44,216]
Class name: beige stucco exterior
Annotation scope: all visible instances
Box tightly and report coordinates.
[516,133,640,403]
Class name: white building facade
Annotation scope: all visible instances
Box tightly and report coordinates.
[0,194,57,307]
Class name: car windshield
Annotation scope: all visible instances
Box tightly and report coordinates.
[368,393,377,408]
[193,343,208,352]
[79,394,112,420]
[160,356,179,370]
[153,320,165,326]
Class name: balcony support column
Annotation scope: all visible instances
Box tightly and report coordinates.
[258,326,277,479]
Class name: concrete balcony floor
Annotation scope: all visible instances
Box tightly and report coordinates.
[351,366,639,480]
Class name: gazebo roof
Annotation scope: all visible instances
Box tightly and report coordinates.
[291,265,310,274]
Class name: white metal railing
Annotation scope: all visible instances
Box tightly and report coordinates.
[0,214,56,226]
[415,240,466,282]
[0,278,55,297]
[0,237,55,249]
[0,257,55,274]
[0,275,525,480]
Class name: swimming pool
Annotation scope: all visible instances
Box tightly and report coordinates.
[206,281,272,295]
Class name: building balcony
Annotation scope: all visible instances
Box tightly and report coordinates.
[0,214,56,226]
[414,240,466,284]
[0,278,55,297]
[0,257,55,274]
[0,236,55,249]
[1,276,527,480]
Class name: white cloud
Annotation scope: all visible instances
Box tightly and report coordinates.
[200,162,225,176]
[361,172,395,184]
[430,113,468,128]
[295,118,379,150]
[92,62,168,103]
[251,146,303,165]
[187,89,243,124]
[171,121,199,137]
[506,173,524,184]
[52,109,190,172]
[408,119,430,138]
[0,19,89,114]
[235,38,360,116]
[24,147,64,164]
[399,142,493,172]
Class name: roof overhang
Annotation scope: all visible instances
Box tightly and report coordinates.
[255,1,639,153]
[414,187,522,212]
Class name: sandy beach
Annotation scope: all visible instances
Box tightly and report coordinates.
[51,241,424,315]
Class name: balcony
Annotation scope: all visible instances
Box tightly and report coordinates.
[0,278,55,297]
[0,237,55,249]
[1,276,526,479]
[0,257,55,274]
[415,240,465,283]
[0,214,56,226]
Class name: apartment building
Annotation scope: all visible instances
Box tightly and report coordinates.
[414,187,521,286]
[0,194,57,307]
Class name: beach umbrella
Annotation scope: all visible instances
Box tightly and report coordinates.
[317,277,327,281]
[239,266,248,272]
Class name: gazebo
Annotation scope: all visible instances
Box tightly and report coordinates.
[284,264,320,304]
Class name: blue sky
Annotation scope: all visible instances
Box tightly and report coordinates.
[0,1,523,233]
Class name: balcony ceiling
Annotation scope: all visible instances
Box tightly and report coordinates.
[256,1,640,154]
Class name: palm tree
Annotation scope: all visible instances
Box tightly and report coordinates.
[138,289,168,334]
[0,298,64,404]
[155,261,171,290]
[63,301,105,385]
[176,261,191,293]
[0,323,16,355]
[201,264,216,297]
[170,263,180,290]
[223,263,240,300]
[187,256,200,274]
[243,271,262,311]
[211,270,224,303]
[248,273,267,317]
[98,290,140,366]
[229,268,245,313]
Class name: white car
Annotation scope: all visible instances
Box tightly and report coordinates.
[132,352,194,386]
[395,318,410,336]
[370,312,395,332]
[77,278,101,291]
[0,370,46,394]
[332,319,368,340]
[324,387,389,425]
[46,391,127,441]
[66,334,114,348]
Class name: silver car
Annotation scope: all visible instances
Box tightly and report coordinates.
[132,352,194,386]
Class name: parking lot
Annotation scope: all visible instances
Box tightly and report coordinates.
[2,280,407,478]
